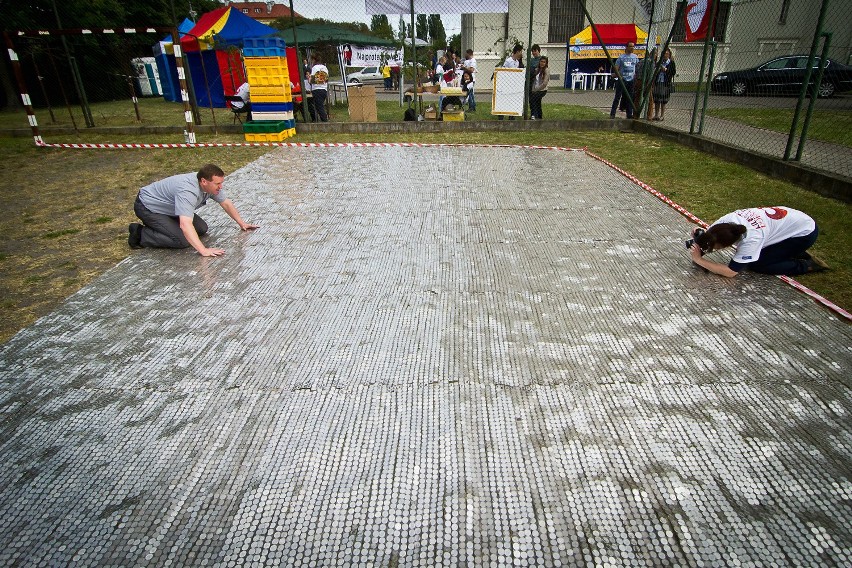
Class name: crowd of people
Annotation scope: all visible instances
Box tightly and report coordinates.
[232,42,677,124]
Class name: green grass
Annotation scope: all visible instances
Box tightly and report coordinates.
[705,107,852,148]
[0,95,605,131]
[42,229,80,239]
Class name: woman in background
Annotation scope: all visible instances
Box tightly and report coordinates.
[653,48,676,121]
[529,56,549,120]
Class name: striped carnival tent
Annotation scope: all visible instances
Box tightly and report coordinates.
[568,24,655,62]
[566,24,659,81]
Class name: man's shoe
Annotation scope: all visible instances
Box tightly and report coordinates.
[806,256,830,273]
[128,223,143,249]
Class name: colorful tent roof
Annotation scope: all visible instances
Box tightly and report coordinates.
[180,6,280,51]
[569,24,649,46]
[160,18,195,43]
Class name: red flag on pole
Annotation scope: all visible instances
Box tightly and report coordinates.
[684,0,715,42]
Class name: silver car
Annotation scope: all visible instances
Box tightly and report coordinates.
[347,66,384,84]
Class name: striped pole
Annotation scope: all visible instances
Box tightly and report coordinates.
[171,28,196,144]
[4,31,45,146]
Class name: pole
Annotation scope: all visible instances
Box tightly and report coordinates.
[4,32,45,145]
[51,0,94,127]
[410,0,417,108]
[784,0,831,160]
[524,0,534,120]
[698,40,716,134]
[796,33,832,161]
[288,0,308,121]
[172,28,197,143]
[689,0,719,134]
[578,0,634,117]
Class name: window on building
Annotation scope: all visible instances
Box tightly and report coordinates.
[242,9,248,13]
[255,8,261,13]
[548,0,586,44]
[779,0,791,25]
[671,0,731,43]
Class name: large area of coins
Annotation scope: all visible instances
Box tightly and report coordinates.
[1,146,850,567]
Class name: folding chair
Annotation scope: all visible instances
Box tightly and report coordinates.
[225,96,251,123]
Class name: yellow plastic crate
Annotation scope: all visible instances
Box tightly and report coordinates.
[244,131,287,142]
[251,85,288,97]
[243,56,288,69]
[251,92,292,104]
[443,110,465,122]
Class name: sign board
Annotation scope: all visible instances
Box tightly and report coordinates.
[491,68,525,117]
[340,45,402,67]
[569,44,650,60]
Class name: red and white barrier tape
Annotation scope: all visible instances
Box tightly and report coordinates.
[586,149,851,322]
[35,140,586,151]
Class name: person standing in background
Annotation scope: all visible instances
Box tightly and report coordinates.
[653,48,676,121]
[310,53,329,122]
[610,42,639,119]
[462,49,477,111]
[529,56,549,120]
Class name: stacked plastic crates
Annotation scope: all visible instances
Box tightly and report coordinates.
[241,37,296,141]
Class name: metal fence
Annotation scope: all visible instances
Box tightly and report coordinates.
[4,0,850,179]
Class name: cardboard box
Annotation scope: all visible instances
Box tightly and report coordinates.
[424,107,438,120]
[443,110,465,122]
[348,85,377,122]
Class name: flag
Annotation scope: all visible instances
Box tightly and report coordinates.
[684,0,714,42]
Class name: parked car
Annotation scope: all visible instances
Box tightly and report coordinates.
[347,66,384,84]
[712,55,852,98]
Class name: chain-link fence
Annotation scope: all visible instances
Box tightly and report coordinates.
[3,1,850,178]
[4,28,202,138]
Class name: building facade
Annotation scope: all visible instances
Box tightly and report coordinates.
[460,0,852,87]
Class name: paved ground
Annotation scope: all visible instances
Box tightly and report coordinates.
[1,146,850,567]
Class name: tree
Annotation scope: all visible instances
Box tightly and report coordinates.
[416,14,428,41]
[370,15,394,41]
[427,15,446,49]
[448,33,461,56]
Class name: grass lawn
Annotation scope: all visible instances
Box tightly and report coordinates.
[0,94,605,131]
[1,123,850,344]
[705,107,852,148]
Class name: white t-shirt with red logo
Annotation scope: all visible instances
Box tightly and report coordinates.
[712,206,815,265]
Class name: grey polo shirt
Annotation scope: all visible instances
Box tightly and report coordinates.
[138,173,227,218]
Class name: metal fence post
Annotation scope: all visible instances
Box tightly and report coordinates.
[784,0,831,160]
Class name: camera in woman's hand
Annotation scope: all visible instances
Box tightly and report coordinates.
[685,228,706,254]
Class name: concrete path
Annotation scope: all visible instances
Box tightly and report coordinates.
[1,146,850,567]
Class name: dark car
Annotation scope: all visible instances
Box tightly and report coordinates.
[712,55,852,98]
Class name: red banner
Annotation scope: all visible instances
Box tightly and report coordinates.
[684,0,714,42]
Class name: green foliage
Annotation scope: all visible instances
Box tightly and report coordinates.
[428,15,446,48]
[416,14,428,41]
[370,15,394,41]
[0,0,221,30]
[448,34,461,55]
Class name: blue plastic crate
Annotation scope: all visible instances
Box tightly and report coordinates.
[244,37,287,49]
[252,101,294,112]
[243,46,287,57]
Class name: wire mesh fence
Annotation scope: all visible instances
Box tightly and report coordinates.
[5,29,198,137]
[3,0,850,179]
